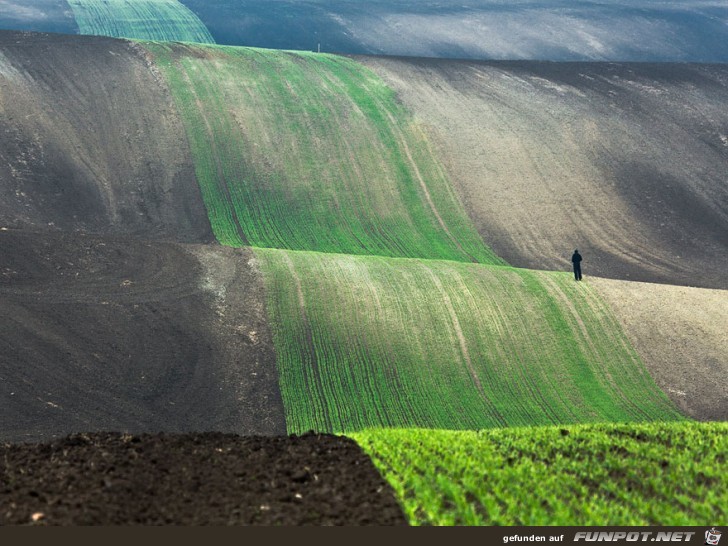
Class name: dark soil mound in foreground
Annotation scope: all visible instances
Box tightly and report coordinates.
[0,432,407,526]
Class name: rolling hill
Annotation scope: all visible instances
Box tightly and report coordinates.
[0,30,726,524]
[361,56,728,289]
[66,0,214,42]
[257,248,683,433]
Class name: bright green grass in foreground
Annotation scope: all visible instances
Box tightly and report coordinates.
[67,0,214,42]
[352,422,727,525]
[147,43,499,263]
[257,248,683,434]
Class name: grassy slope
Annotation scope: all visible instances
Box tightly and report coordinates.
[352,422,728,525]
[146,43,499,264]
[67,0,214,43]
[257,248,683,434]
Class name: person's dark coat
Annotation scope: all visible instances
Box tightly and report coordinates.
[571,250,583,280]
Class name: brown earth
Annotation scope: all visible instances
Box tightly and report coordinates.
[352,55,728,424]
[0,32,411,525]
[2,31,725,290]
[0,432,407,525]
[360,57,728,290]
[0,225,404,527]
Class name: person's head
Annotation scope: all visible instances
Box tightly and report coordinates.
[574,249,579,253]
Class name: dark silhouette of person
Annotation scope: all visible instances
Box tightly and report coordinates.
[571,249,583,281]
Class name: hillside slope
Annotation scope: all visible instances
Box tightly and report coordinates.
[0,32,725,524]
[0,229,285,443]
[146,43,499,263]
[257,248,684,434]
[3,32,726,288]
[66,0,214,43]
[362,57,728,289]
[0,31,211,242]
[592,278,728,421]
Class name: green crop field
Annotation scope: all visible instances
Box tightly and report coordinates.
[256,248,683,434]
[67,0,214,43]
[352,422,728,525]
[146,43,500,263]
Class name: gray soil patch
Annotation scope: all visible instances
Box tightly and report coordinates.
[0,30,211,243]
[591,276,728,421]
[0,229,286,443]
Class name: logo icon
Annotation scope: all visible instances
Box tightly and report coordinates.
[706,528,722,546]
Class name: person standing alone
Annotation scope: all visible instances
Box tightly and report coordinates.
[571,249,583,281]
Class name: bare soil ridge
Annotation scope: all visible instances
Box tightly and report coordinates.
[1,31,725,429]
[0,31,211,242]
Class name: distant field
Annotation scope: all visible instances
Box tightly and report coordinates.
[352,422,727,525]
[0,1,78,35]
[3,0,728,61]
[67,0,214,42]
[147,43,498,263]
[257,248,683,434]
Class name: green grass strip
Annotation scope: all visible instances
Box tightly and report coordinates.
[145,42,500,263]
[351,422,727,525]
[256,248,684,434]
[68,0,214,43]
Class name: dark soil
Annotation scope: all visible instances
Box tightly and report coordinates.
[0,432,408,525]
[0,29,725,525]
[0,229,286,443]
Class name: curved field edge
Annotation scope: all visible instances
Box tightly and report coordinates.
[67,0,214,43]
[255,248,684,434]
[144,42,500,264]
[351,422,728,526]
[591,278,728,421]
